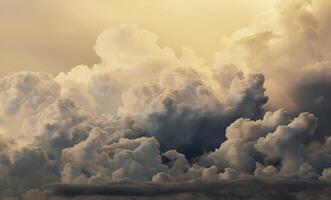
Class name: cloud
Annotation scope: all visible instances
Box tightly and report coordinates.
[320,168,331,182]
[205,109,290,173]
[61,135,167,183]
[215,0,331,138]
[0,146,57,197]
[30,179,331,200]
[290,63,331,138]
[120,66,267,157]
[0,0,331,198]
[255,113,318,174]
[0,72,60,139]
[0,72,60,116]
[95,25,177,73]
[55,65,123,114]
[204,110,329,179]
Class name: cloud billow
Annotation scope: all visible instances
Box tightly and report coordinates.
[0,0,331,198]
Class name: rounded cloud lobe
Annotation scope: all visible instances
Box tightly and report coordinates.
[0,0,331,198]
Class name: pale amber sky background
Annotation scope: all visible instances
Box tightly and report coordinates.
[0,0,275,77]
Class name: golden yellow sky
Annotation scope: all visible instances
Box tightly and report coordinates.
[0,0,274,77]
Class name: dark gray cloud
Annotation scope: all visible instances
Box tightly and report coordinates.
[121,68,268,157]
[291,65,331,139]
[32,179,331,200]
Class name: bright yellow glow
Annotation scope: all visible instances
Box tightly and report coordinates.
[0,0,275,76]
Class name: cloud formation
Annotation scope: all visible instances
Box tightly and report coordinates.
[215,0,331,136]
[27,179,331,200]
[0,0,330,198]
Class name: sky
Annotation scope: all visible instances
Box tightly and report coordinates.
[1,0,331,199]
[0,0,274,76]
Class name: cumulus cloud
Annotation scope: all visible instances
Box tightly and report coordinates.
[0,72,60,139]
[255,113,317,174]
[0,72,60,117]
[215,0,331,137]
[205,109,291,173]
[61,135,167,183]
[120,67,267,156]
[0,0,331,198]
[204,110,331,180]
[0,146,57,197]
[56,65,123,114]
[95,25,177,74]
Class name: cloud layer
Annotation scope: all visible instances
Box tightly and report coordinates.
[23,179,331,200]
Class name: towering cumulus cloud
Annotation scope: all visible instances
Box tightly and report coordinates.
[215,0,331,137]
[0,0,331,199]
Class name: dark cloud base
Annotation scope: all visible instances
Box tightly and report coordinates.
[41,179,331,200]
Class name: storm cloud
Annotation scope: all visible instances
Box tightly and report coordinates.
[23,179,331,200]
[0,0,331,199]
